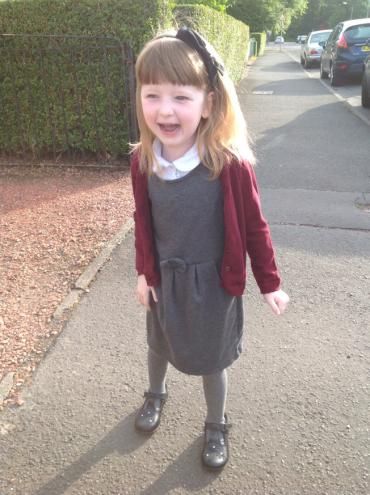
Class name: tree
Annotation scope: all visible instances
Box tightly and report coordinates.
[288,0,370,37]
[228,0,308,34]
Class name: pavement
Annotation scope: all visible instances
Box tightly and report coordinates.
[0,46,369,495]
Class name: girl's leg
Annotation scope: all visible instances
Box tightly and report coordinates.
[135,349,168,433]
[202,369,230,469]
[202,369,228,424]
[148,348,168,394]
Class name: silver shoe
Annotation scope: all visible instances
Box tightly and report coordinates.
[134,390,168,433]
[202,415,231,470]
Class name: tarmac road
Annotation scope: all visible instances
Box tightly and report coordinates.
[285,42,370,127]
[1,47,369,495]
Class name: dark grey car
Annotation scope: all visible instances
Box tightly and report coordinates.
[362,55,370,107]
[320,18,370,86]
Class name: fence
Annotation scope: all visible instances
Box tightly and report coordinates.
[0,34,137,162]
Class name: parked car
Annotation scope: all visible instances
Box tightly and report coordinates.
[274,36,284,44]
[362,54,370,107]
[297,35,308,44]
[300,29,332,68]
[320,18,370,86]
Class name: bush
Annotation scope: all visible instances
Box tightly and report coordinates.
[174,4,250,83]
[0,0,250,159]
[0,0,173,55]
[0,0,173,158]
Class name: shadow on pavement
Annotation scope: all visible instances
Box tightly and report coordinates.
[33,414,216,495]
[259,60,301,73]
[34,412,146,495]
[139,437,217,495]
[253,100,370,197]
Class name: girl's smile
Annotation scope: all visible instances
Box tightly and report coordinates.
[141,83,212,161]
[157,123,180,135]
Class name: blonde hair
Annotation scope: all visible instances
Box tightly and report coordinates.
[132,30,255,177]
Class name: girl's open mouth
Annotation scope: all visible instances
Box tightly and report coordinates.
[158,124,180,134]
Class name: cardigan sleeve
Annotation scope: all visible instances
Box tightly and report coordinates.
[241,162,281,293]
[130,153,145,275]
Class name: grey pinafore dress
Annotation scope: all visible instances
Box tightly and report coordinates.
[147,164,243,376]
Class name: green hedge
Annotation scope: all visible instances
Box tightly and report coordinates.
[251,32,267,56]
[0,0,173,158]
[0,0,173,55]
[174,4,250,83]
[0,0,250,159]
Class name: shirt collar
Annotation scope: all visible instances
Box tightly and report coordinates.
[152,139,200,172]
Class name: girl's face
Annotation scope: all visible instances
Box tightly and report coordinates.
[141,82,212,162]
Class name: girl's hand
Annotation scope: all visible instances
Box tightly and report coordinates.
[136,274,158,310]
[263,290,289,315]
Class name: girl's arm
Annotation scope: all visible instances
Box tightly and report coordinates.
[240,162,289,313]
[241,162,280,293]
[131,156,158,310]
[130,155,145,276]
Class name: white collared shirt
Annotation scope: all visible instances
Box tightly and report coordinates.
[152,139,201,180]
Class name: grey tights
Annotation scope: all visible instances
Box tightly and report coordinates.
[147,348,227,424]
[202,369,227,424]
[148,348,168,395]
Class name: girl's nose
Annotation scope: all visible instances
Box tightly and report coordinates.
[158,99,174,116]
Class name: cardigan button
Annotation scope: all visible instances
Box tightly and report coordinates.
[225,266,231,272]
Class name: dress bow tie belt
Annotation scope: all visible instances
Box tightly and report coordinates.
[160,257,187,273]
[160,258,230,274]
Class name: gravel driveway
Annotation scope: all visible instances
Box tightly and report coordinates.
[0,164,134,407]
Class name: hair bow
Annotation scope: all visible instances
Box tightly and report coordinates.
[175,27,225,87]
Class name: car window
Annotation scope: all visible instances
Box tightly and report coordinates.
[344,24,370,42]
[310,32,332,43]
[326,29,336,43]
[329,25,342,43]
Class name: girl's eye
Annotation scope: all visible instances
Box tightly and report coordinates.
[175,95,189,101]
[145,94,158,99]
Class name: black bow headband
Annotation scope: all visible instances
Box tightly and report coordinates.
[175,27,224,87]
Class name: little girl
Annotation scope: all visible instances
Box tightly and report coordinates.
[131,27,289,470]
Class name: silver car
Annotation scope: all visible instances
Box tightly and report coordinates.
[297,35,308,44]
[300,29,332,68]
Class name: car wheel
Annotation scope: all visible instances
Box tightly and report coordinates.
[329,64,342,86]
[361,74,370,108]
[320,61,328,79]
[303,57,310,69]
[300,56,304,66]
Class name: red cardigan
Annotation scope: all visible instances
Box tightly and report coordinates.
[130,153,281,296]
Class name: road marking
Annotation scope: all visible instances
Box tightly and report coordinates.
[252,90,274,95]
